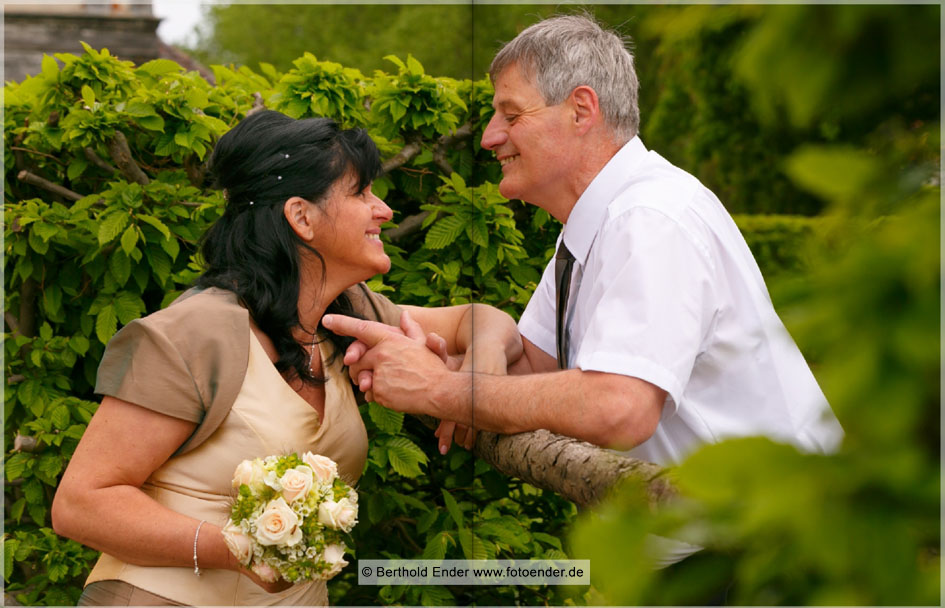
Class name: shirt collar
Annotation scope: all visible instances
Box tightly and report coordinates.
[561,136,649,264]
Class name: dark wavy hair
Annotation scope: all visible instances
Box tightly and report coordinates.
[196,110,381,385]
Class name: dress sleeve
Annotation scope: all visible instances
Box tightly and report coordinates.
[95,317,205,422]
[94,288,251,454]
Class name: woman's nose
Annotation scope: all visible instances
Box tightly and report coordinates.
[372,194,393,222]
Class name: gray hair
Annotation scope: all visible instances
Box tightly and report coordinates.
[490,13,640,143]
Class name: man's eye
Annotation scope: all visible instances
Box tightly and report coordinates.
[505,114,519,123]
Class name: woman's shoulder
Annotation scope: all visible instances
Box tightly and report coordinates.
[140,286,246,331]
[343,282,401,326]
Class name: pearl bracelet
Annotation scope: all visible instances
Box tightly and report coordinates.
[193,520,207,576]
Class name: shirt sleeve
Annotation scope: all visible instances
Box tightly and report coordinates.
[573,207,717,411]
[517,257,558,357]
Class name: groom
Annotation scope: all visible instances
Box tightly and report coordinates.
[324,13,842,467]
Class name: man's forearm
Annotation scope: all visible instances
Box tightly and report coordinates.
[432,368,663,450]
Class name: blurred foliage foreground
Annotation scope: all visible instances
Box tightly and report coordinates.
[3,4,941,607]
[571,5,941,607]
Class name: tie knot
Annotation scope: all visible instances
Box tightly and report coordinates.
[556,240,574,261]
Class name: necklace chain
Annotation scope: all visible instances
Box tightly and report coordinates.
[308,331,318,374]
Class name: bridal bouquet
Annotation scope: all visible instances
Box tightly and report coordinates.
[221,451,358,583]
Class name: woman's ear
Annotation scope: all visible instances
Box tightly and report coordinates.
[283,196,316,240]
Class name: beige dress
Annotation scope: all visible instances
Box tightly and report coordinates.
[83,286,399,606]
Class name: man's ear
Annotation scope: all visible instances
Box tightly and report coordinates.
[283,196,316,240]
[569,85,602,136]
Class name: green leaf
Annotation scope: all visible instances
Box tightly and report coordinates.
[67,157,88,180]
[417,509,438,534]
[32,221,59,242]
[23,477,44,505]
[136,114,165,132]
[113,291,145,324]
[784,145,880,203]
[81,84,95,106]
[422,531,451,560]
[41,54,59,79]
[420,586,455,606]
[49,404,71,431]
[108,250,132,285]
[5,452,31,481]
[425,215,466,249]
[532,531,563,550]
[4,539,17,581]
[98,211,129,245]
[441,488,464,529]
[69,335,90,356]
[385,436,428,478]
[367,402,404,434]
[39,322,53,341]
[406,54,425,76]
[136,58,181,77]
[37,452,64,482]
[458,529,490,560]
[120,225,138,254]
[96,304,118,344]
[137,214,172,239]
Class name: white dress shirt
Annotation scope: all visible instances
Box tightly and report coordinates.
[519,136,843,467]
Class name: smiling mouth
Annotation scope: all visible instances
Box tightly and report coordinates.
[366,233,381,241]
[499,154,519,166]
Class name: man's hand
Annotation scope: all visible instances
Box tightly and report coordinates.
[323,310,455,417]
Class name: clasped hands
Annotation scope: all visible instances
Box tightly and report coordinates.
[322,310,488,454]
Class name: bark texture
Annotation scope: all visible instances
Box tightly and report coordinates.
[416,415,675,508]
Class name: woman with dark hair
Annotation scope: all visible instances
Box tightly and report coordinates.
[51,110,521,605]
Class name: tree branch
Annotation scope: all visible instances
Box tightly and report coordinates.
[17,170,83,201]
[381,139,424,175]
[84,147,118,174]
[475,430,676,508]
[5,311,20,336]
[383,210,431,242]
[432,122,474,176]
[247,92,266,116]
[414,415,675,508]
[18,278,38,339]
[106,131,150,185]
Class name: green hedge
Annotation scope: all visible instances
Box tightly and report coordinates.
[4,46,818,605]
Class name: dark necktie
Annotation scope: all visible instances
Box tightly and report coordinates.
[554,240,575,369]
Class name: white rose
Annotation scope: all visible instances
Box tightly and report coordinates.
[322,543,348,578]
[232,459,266,489]
[221,520,253,566]
[254,497,303,546]
[318,497,358,532]
[302,452,338,484]
[279,466,314,503]
[252,561,280,583]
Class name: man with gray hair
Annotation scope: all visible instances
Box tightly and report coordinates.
[324,14,842,472]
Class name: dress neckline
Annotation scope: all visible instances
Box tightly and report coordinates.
[246,330,338,430]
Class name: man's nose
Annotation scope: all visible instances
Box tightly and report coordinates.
[480,112,507,151]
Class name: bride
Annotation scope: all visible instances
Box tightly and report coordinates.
[52,110,521,605]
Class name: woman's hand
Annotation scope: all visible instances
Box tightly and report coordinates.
[237,564,294,593]
[425,330,479,454]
